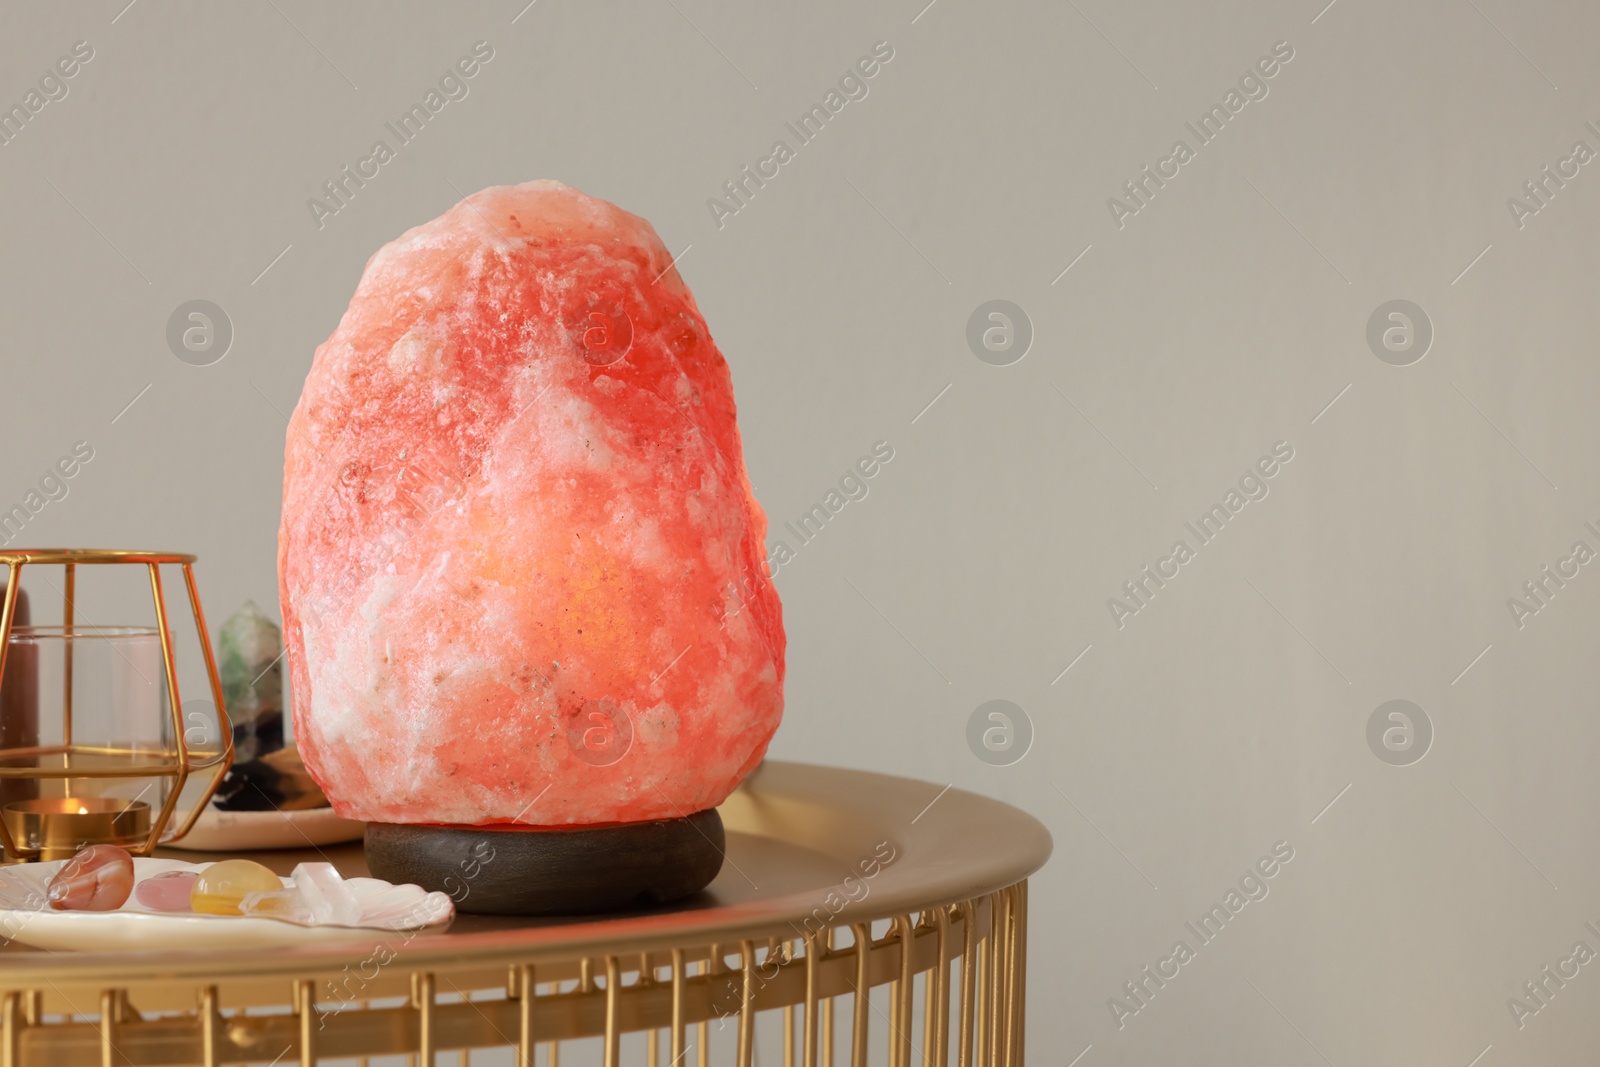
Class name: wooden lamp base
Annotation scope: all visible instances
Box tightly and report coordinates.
[364,809,724,916]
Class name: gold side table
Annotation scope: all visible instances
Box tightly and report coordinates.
[0,760,1052,1066]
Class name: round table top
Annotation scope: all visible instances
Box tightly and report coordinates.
[0,760,1052,989]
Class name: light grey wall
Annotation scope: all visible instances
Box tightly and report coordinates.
[4,0,1599,1062]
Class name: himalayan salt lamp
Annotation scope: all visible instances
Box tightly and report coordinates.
[280,180,783,912]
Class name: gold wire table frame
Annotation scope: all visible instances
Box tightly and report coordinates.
[0,549,233,859]
[0,761,1050,1066]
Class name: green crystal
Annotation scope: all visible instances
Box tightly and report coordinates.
[218,601,283,760]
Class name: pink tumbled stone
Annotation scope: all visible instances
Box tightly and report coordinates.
[280,180,784,827]
[134,870,197,913]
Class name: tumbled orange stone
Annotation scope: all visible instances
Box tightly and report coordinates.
[47,844,133,911]
[280,181,785,827]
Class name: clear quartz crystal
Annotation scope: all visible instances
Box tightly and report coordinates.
[291,862,362,925]
[239,886,314,924]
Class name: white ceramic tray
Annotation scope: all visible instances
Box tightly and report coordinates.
[165,806,365,852]
[0,858,453,951]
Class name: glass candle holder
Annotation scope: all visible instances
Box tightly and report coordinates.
[1,796,152,860]
[0,625,172,814]
[0,550,233,860]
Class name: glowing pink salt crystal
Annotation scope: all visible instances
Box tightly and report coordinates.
[280,181,784,827]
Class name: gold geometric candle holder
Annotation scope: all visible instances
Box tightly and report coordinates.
[0,549,233,861]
